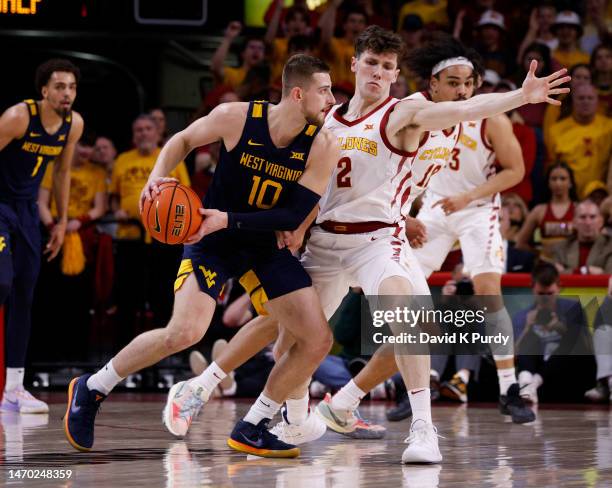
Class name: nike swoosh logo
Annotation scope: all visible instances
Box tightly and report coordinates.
[326,405,348,427]
[71,384,81,414]
[5,398,17,405]
[213,373,223,380]
[411,388,426,394]
[240,432,264,447]
[30,132,41,137]
[153,201,161,233]
[259,400,271,408]
[248,139,264,146]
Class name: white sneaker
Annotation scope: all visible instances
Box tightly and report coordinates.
[162,381,210,437]
[520,382,539,404]
[0,387,49,414]
[269,406,327,445]
[401,420,442,464]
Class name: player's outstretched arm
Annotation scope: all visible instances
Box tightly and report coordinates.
[391,61,570,134]
[434,114,525,214]
[140,102,247,212]
[186,129,340,243]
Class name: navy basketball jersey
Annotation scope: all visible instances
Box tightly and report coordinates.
[0,99,72,202]
[204,101,320,215]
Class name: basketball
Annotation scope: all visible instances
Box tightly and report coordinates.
[141,182,203,244]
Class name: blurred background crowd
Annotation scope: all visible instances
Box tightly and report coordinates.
[3,0,612,407]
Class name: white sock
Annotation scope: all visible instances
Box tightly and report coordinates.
[331,380,365,411]
[191,361,227,393]
[5,368,24,391]
[87,360,124,395]
[409,387,432,425]
[456,369,470,384]
[497,367,516,395]
[285,393,309,425]
[243,393,282,425]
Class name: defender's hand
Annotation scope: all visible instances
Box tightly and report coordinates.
[522,60,571,105]
[433,194,472,215]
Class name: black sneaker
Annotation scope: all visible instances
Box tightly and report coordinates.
[227,419,300,458]
[64,374,106,451]
[386,393,412,422]
[499,383,536,424]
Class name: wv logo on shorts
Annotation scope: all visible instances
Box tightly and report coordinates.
[0,237,6,253]
[199,265,217,289]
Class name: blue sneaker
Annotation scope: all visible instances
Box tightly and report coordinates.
[227,419,300,458]
[63,375,106,452]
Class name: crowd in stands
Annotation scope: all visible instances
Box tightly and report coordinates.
[29,0,612,405]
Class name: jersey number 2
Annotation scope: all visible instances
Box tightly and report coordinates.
[337,157,352,188]
[248,175,282,209]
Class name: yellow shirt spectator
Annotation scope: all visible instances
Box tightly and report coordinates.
[41,160,106,219]
[397,0,448,31]
[111,147,191,239]
[324,37,355,88]
[222,66,247,89]
[552,49,590,69]
[548,114,612,199]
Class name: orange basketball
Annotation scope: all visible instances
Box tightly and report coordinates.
[141,182,203,244]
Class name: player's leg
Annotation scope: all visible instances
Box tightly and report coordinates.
[2,202,47,414]
[65,255,224,451]
[227,284,332,458]
[457,207,535,423]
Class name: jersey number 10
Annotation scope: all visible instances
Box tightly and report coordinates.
[248,175,283,209]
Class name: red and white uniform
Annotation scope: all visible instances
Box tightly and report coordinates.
[414,118,505,277]
[302,93,458,318]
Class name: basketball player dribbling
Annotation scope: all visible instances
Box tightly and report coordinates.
[64,54,340,458]
[0,59,83,414]
[182,28,570,463]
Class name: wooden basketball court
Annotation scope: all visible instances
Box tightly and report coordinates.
[1,394,610,487]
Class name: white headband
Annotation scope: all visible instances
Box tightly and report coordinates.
[432,56,474,76]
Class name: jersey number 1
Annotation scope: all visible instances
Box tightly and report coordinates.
[248,175,282,209]
[31,156,44,177]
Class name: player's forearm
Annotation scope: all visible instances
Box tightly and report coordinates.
[458,90,527,125]
[52,164,71,223]
[466,166,525,203]
[148,133,190,181]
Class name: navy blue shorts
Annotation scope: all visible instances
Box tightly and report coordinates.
[174,230,311,313]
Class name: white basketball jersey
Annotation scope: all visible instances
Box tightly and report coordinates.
[401,91,462,216]
[428,118,498,207]
[317,92,460,224]
[317,96,411,224]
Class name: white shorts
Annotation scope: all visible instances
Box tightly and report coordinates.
[414,191,504,278]
[301,226,430,320]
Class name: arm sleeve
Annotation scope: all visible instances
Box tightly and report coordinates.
[227,183,321,232]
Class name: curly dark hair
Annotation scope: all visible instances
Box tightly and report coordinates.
[405,32,484,82]
[35,58,80,95]
[354,25,404,59]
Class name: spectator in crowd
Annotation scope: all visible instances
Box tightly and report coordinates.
[398,14,427,94]
[585,275,612,403]
[500,205,536,273]
[451,0,499,46]
[513,262,595,403]
[263,0,320,31]
[473,10,515,77]
[584,180,609,206]
[110,114,190,346]
[236,63,271,101]
[581,0,612,55]
[516,2,558,62]
[319,1,367,88]
[478,69,501,94]
[551,11,590,69]
[543,63,593,150]
[265,2,312,85]
[501,193,529,243]
[547,83,612,200]
[91,135,117,184]
[397,0,449,32]
[551,199,612,274]
[149,108,169,146]
[513,42,553,128]
[210,21,266,89]
[390,74,409,99]
[591,43,612,116]
[354,0,393,31]
[516,162,576,258]
[192,142,219,200]
[37,131,107,361]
